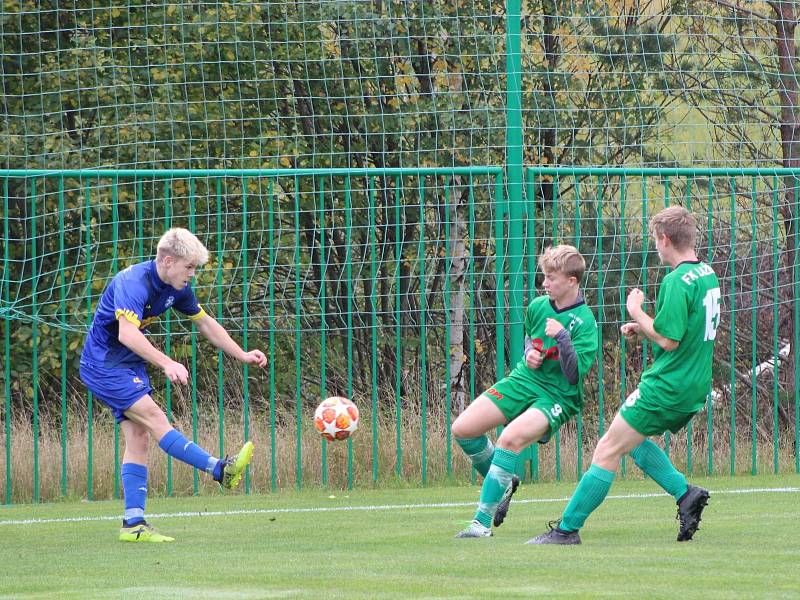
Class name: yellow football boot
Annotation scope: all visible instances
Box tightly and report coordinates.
[119,522,175,543]
[220,441,254,490]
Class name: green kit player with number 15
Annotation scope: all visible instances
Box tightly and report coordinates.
[529,206,721,545]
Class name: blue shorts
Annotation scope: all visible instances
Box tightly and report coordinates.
[79,360,152,423]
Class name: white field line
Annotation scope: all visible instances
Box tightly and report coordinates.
[1,486,798,527]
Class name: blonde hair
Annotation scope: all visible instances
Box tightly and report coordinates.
[538,244,586,283]
[156,228,209,265]
[650,206,697,251]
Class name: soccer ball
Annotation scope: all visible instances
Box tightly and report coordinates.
[314,396,359,441]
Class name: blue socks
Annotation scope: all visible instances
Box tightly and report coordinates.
[122,430,223,525]
[121,463,148,526]
[158,429,219,475]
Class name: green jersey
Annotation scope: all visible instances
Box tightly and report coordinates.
[639,260,721,412]
[508,295,598,409]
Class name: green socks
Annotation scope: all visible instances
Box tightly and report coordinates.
[473,447,519,528]
[456,435,495,478]
[629,439,688,501]
[558,441,687,533]
[560,464,615,532]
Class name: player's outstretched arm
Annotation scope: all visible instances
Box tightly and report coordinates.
[118,317,189,384]
[194,314,267,367]
[625,288,678,351]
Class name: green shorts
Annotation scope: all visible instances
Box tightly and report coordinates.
[482,374,577,442]
[619,388,697,436]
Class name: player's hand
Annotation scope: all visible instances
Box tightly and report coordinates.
[544,318,564,338]
[526,348,544,369]
[620,322,641,340]
[163,360,189,385]
[241,349,267,368]
[626,288,646,317]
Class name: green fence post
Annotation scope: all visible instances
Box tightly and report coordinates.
[794,178,800,475]
[241,177,251,493]
[795,178,800,475]
[369,176,379,482]
[750,176,758,476]
[319,176,329,487]
[594,176,605,482]
[618,176,628,477]
[164,179,173,495]
[494,172,506,381]
[267,178,277,491]
[524,168,539,482]
[729,177,737,476]
[84,182,94,500]
[346,175,355,490]
[553,177,561,480]
[58,177,67,497]
[135,179,144,260]
[2,177,10,503]
[294,175,302,489]
[505,0,525,375]
[468,176,478,483]
[573,176,583,477]
[418,177,428,485]
[706,177,715,475]
[687,172,697,471]
[190,177,199,495]
[771,178,779,474]
[394,176,403,479]
[663,176,671,458]
[30,178,40,502]
[111,178,120,501]
[216,178,225,460]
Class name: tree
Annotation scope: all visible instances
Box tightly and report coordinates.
[522,0,680,215]
[672,0,797,393]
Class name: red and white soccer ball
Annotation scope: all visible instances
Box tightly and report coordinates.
[314,396,359,442]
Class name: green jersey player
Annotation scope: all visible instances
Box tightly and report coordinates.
[529,206,720,545]
[452,245,599,537]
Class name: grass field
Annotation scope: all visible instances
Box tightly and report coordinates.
[1,474,799,599]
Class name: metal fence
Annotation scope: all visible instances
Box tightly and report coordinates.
[1,167,798,503]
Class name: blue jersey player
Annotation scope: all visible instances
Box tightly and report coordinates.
[80,227,267,542]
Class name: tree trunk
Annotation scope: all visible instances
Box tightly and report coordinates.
[448,177,468,414]
[774,1,800,389]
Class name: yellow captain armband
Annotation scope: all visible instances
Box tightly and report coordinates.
[115,309,142,328]
[140,316,159,329]
[188,306,207,321]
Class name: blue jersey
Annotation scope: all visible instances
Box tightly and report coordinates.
[81,260,206,368]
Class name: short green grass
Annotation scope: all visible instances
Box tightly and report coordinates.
[1,474,798,599]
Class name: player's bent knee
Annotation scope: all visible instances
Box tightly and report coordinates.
[451,418,469,440]
[130,407,172,439]
[496,430,530,454]
[592,436,626,469]
[451,410,482,439]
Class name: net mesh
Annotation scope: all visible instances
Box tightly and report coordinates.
[2,2,795,169]
[0,2,796,483]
